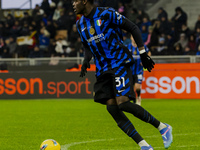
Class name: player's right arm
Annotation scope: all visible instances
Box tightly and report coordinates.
[76,21,93,77]
[80,44,93,77]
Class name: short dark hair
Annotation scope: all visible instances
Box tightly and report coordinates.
[87,0,94,4]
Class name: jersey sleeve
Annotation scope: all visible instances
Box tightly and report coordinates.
[109,8,144,48]
[76,21,92,61]
[76,21,85,43]
[82,42,93,61]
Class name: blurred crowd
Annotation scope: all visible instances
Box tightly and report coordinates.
[0,0,200,59]
[125,7,200,56]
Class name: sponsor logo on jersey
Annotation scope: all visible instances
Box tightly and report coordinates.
[87,33,105,43]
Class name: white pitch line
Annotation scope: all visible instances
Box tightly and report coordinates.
[61,132,200,150]
[61,138,116,150]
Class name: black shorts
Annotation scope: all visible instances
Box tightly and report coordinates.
[93,65,135,104]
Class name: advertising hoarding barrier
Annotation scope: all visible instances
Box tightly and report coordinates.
[0,71,95,99]
[0,63,200,99]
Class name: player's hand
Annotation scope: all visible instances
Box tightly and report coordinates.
[140,52,155,72]
[80,59,90,77]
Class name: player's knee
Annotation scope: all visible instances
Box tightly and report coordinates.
[106,98,117,105]
[116,96,129,105]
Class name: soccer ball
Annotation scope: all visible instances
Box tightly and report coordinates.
[40,139,61,150]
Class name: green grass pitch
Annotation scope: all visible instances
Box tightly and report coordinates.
[0,99,199,150]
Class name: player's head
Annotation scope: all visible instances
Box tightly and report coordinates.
[87,0,94,4]
[72,0,94,14]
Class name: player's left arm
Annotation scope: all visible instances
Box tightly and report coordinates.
[110,9,155,72]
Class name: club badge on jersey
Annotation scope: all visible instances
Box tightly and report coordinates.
[89,27,95,35]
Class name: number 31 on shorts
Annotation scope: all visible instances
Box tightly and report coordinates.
[115,77,125,87]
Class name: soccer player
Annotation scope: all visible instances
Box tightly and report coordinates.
[127,36,151,106]
[72,0,173,149]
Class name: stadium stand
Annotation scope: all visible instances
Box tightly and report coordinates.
[0,0,199,60]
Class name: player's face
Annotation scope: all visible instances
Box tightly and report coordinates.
[72,0,85,14]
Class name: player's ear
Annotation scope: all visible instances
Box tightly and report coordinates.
[82,0,87,5]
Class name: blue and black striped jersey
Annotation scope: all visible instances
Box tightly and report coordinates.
[76,7,144,77]
[127,44,149,75]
